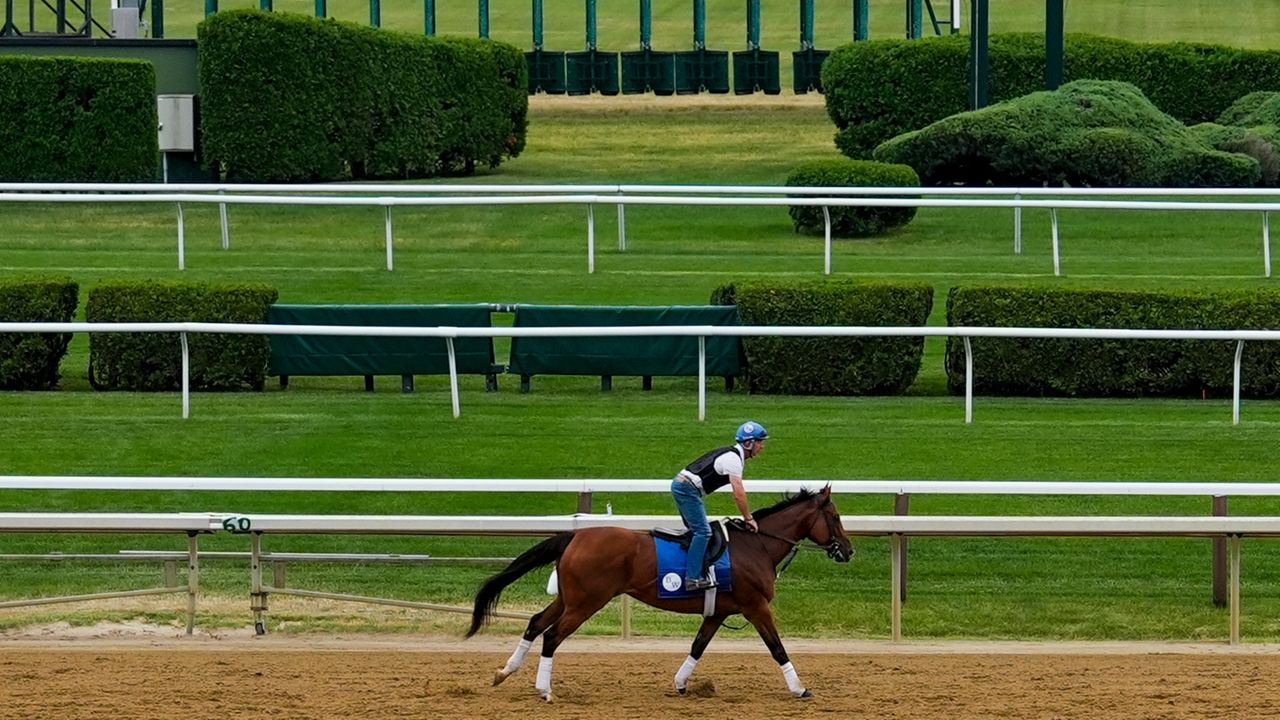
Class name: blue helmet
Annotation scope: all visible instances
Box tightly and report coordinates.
[735,421,768,443]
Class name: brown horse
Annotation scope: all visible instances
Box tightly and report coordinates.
[467,485,852,701]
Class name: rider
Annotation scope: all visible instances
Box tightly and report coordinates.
[671,421,766,591]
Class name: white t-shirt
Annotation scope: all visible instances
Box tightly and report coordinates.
[678,444,745,492]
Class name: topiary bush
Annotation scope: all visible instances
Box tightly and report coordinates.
[873,80,1261,187]
[945,285,1280,398]
[785,159,919,238]
[712,280,933,395]
[0,57,157,182]
[87,281,278,392]
[0,276,79,390]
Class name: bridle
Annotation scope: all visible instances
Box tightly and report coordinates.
[737,497,851,562]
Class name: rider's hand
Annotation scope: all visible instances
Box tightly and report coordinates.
[745,517,758,533]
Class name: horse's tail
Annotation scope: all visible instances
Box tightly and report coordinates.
[467,531,575,638]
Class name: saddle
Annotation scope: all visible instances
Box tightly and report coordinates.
[650,519,729,569]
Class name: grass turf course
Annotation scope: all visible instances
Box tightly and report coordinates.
[3,96,1280,640]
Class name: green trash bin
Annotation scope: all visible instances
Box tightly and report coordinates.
[621,50,676,95]
[792,48,829,94]
[526,49,567,94]
[566,50,620,95]
[675,49,729,94]
[732,49,780,95]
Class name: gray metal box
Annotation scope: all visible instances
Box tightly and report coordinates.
[157,94,195,152]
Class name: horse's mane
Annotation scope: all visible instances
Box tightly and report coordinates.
[751,488,820,521]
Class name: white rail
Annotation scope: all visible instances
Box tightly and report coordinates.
[0,321,1272,425]
[2,184,1275,277]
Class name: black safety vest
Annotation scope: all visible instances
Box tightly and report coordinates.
[683,445,744,495]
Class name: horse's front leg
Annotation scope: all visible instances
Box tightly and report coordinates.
[675,614,725,694]
[742,602,810,698]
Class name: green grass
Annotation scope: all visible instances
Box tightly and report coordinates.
[4,98,1280,641]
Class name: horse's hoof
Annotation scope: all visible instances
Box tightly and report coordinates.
[540,693,553,703]
[493,671,508,686]
[677,687,687,696]
[797,689,812,699]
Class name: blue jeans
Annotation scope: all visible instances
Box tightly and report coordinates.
[671,478,711,581]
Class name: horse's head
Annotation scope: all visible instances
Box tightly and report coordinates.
[807,485,853,563]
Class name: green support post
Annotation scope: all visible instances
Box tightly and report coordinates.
[479,0,488,38]
[566,0,619,95]
[622,0,675,94]
[640,0,651,50]
[907,0,922,39]
[793,0,828,93]
[800,0,814,50]
[151,0,163,38]
[532,0,542,47]
[260,0,272,11]
[586,0,596,50]
[424,0,435,35]
[693,0,705,50]
[56,0,65,32]
[527,0,566,93]
[205,0,217,18]
[746,0,760,50]
[315,0,326,18]
[969,0,989,109]
[370,0,380,28]
[854,0,867,41]
[1046,0,1064,90]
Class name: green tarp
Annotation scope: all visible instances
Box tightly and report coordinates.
[508,305,741,378]
[267,304,498,377]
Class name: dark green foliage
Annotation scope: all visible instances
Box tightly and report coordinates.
[1189,123,1280,186]
[0,277,78,390]
[785,159,919,237]
[713,281,933,395]
[945,286,1280,398]
[1217,91,1280,127]
[873,80,1260,187]
[198,9,528,182]
[824,33,1280,159]
[0,57,157,182]
[86,281,278,391]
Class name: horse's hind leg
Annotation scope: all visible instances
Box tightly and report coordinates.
[675,614,726,694]
[494,596,563,686]
[532,594,612,701]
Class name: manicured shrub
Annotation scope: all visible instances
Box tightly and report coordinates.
[945,286,1280,398]
[785,159,919,238]
[0,276,79,390]
[87,281,278,391]
[712,280,933,395]
[0,57,157,182]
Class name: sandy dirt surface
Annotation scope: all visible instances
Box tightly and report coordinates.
[6,627,1280,719]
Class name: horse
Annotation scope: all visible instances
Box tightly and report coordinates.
[466,485,853,701]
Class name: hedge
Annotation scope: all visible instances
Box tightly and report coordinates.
[0,276,79,390]
[785,159,919,237]
[87,281,278,391]
[198,9,527,182]
[944,286,1280,398]
[0,56,157,182]
[712,280,933,395]
[824,33,1280,158]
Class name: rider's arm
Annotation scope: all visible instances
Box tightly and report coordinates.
[729,475,758,530]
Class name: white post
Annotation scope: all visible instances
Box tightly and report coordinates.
[963,336,973,425]
[1264,212,1272,279]
[180,331,190,419]
[176,203,185,270]
[617,194,627,251]
[185,534,199,635]
[1051,208,1060,276]
[890,534,902,641]
[384,205,394,271]
[1233,340,1244,426]
[446,337,460,419]
[1230,534,1241,645]
[587,204,596,273]
[823,206,832,275]
[697,336,706,422]
[219,191,230,250]
[1014,193,1022,254]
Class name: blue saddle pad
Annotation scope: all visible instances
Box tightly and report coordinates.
[654,536,732,598]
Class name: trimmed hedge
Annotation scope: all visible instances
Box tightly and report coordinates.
[0,56,157,182]
[824,33,1280,159]
[945,286,1280,398]
[87,281,278,392]
[785,159,919,237]
[198,9,527,182]
[712,280,933,395]
[0,276,79,390]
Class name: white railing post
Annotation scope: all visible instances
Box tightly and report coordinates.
[1230,534,1241,645]
[1051,208,1061,276]
[617,193,626,251]
[218,190,230,250]
[176,203,185,271]
[446,336,460,419]
[823,206,832,275]
[587,204,596,273]
[1233,340,1244,426]
[1264,211,1272,279]
[180,331,190,419]
[963,336,974,424]
[1014,192,1022,254]
[698,335,706,422]
[384,205,394,271]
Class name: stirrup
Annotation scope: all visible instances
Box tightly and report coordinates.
[684,577,714,591]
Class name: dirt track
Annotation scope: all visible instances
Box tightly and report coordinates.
[5,634,1280,719]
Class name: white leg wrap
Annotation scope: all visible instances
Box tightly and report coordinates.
[781,661,806,696]
[674,655,699,691]
[535,656,554,697]
[501,638,532,676]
